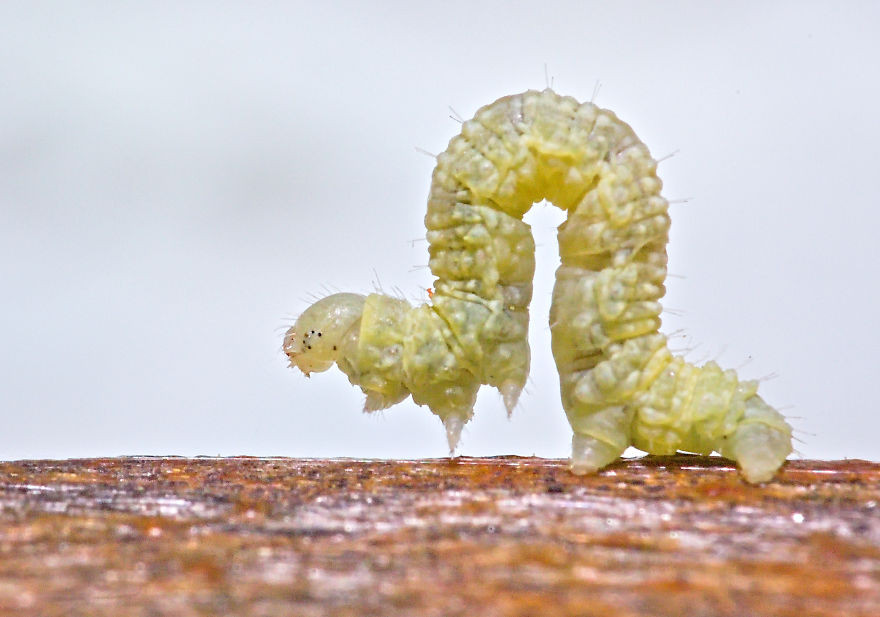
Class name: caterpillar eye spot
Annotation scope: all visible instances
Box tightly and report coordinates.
[284,88,793,484]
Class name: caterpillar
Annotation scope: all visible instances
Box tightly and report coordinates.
[283,89,792,483]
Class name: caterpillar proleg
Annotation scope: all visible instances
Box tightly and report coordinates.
[283,89,792,483]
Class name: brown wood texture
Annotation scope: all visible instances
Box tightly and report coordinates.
[0,455,877,616]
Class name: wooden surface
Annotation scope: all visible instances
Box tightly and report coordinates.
[0,456,877,616]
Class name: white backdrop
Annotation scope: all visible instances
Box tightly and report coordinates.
[1,2,878,463]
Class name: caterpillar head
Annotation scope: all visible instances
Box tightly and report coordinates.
[283,293,366,376]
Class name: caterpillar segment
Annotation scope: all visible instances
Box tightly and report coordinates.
[283,89,793,483]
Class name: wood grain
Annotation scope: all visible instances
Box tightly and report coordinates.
[0,455,877,616]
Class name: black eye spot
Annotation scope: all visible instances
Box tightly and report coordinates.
[311,330,315,334]
[307,345,312,350]
[317,332,322,337]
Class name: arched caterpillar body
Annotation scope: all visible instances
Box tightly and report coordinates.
[284,89,793,483]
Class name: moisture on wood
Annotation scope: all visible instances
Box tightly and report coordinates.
[0,455,877,616]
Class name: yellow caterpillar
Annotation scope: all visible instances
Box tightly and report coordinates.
[283,89,792,483]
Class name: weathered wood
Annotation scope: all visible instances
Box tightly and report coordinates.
[0,456,877,616]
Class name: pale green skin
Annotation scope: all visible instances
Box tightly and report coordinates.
[284,89,792,483]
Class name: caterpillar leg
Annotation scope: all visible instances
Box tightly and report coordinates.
[719,395,792,483]
[568,405,633,475]
[413,382,479,454]
[498,380,524,418]
[440,411,469,454]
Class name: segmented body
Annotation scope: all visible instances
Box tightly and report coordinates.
[284,89,792,483]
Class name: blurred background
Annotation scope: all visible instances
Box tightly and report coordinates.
[2,2,878,462]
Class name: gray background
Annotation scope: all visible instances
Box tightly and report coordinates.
[2,2,878,463]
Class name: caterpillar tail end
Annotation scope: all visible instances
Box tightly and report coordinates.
[720,396,793,484]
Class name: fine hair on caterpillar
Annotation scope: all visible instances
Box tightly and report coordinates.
[283,89,792,484]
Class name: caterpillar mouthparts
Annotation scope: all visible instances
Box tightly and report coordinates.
[284,89,792,484]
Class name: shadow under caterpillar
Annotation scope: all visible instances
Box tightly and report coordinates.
[283,89,792,483]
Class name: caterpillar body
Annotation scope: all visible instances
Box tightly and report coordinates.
[284,89,792,484]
